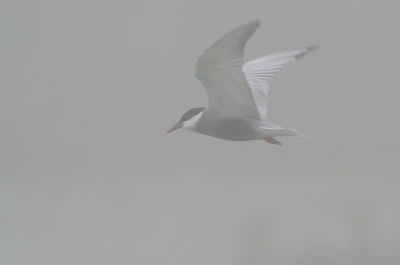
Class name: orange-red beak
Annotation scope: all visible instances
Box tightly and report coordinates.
[166,123,183,134]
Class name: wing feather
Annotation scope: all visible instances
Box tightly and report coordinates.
[243,46,317,118]
[195,21,261,118]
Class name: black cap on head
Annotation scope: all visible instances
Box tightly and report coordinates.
[178,107,205,123]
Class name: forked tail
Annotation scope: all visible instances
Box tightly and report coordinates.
[259,127,307,137]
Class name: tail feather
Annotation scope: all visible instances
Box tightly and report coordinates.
[287,128,308,137]
[259,127,306,137]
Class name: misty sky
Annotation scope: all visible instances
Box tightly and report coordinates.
[1,1,400,264]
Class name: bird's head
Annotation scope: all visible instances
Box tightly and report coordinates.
[167,107,205,133]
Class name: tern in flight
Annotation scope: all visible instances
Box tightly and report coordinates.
[167,21,317,145]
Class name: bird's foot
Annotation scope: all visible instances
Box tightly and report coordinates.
[263,137,282,146]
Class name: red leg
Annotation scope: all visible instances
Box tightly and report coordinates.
[263,136,282,146]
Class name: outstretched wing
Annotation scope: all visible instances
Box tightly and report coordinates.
[243,46,317,119]
[195,21,261,118]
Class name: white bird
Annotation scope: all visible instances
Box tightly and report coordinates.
[167,21,317,145]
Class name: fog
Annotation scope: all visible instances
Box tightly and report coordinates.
[1,1,400,264]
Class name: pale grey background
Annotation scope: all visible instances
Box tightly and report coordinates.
[1,1,400,264]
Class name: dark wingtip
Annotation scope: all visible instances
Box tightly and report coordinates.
[239,20,261,31]
[307,45,319,52]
